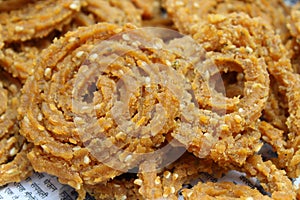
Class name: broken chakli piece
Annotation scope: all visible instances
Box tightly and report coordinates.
[0,69,33,186]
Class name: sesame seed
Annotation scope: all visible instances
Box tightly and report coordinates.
[165,60,172,66]
[22,143,28,150]
[155,177,161,185]
[193,2,200,7]
[68,37,77,43]
[145,77,151,84]
[6,169,16,174]
[76,51,84,58]
[175,1,184,6]
[15,25,24,32]
[69,0,80,11]
[7,137,15,143]
[37,113,43,121]
[120,195,127,200]
[124,154,132,162]
[23,116,30,124]
[44,68,52,79]
[9,84,17,93]
[37,124,45,131]
[84,155,91,164]
[72,146,81,151]
[245,46,253,53]
[41,145,50,153]
[173,173,179,180]
[220,124,229,131]
[9,147,17,156]
[134,179,143,186]
[234,115,242,123]
[164,171,171,179]
[170,186,175,194]
[122,34,130,41]
[89,53,98,61]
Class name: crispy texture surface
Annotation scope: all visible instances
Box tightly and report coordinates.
[163,0,291,42]
[2,1,300,199]
[0,69,32,186]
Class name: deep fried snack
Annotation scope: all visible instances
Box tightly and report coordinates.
[169,42,269,159]
[19,23,141,199]
[238,155,296,200]
[163,0,291,42]
[0,37,53,81]
[0,0,80,43]
[209,123,263,167]
[187,13,300,172]
[80,0,142,26]
[20,23,214,199]
[261,76,289,132]
[84,176,142,200]
[0,69,33,186]
[180,155,296,200]
[257,121,293,171]
[135,153,226,199]
[181,181,272,200]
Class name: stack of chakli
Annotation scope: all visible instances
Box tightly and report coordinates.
[1,0,300,199]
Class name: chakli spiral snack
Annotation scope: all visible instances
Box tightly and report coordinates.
[0,0,81,81]
[135,153,226,199]
[78,0,142,27]
[180,12,300,177]
[166,18,270,160]
[19,22,226,199]
[0,0,80,43]
[261,77,289,132]
[0,69,33,186]
[163,0,291,43]
[134,152,295,199]
[0,37,54,81]
[84,176,142,200]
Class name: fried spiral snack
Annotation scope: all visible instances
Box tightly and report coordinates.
[0,37,53,81]
[169,14,270,160]
[178,12,300,176]
[19,22,220,199]
[77,0,142,27]
[0,0,80,43]
[0,0,81,81]
[84,176,142,200]
[135,153,226,199]
[0,69,32,186]
[163,0,291,42]
[135,153,295,199]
